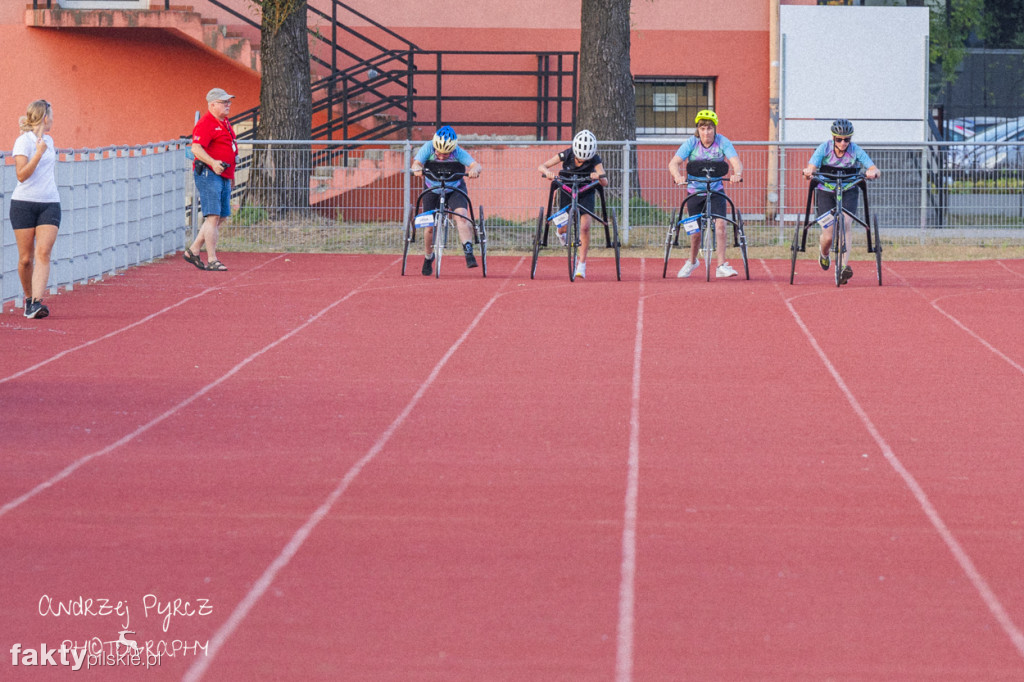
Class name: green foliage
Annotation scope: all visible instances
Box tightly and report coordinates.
[247,0,304,37]
[928,0,987,84]
[941,175,1024,194]
[606,194,675,227]
[232,205,270,225]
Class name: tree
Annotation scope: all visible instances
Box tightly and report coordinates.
[577,0,636,142]
[247,0,313,217]
[928,0,986,85]
[980,0,1024,47]
[577,0,637,204]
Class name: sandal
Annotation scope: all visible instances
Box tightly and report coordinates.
[183,248,205,270]
[206,260,228,271]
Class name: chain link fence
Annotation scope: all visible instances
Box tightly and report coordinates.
[213,139,1024,254]
[4,137,1021,304]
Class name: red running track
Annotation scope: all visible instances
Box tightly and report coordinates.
[0,253,1022,681]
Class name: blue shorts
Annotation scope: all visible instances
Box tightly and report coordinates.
[10,200,62,230]
[195,168,232,218]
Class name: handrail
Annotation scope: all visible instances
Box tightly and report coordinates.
[33,0,577,144]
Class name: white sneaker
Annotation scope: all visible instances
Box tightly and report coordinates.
[677,258,700,278]
[574,262,586,279]
[556,228,567,246]
[716,262,738,278]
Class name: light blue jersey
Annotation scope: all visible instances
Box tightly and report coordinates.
[808,140,874,170]
[414,142,476,192]
[674,134,739,193]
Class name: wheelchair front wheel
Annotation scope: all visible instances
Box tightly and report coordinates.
[702,215,714,282]
[663,223,676,278]
[873,215,883,286]
[401,214,414,276]
[833,213,846,288]
[789,222,802,285]
[478,206,488,278]
[530,208,544,280]
[567,210,580,282]
[736,216,749,280]
[612,213,621,281]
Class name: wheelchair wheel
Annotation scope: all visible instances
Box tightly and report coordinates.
[530,207,544,280]
[435,213,449,279]
[478,206,488,278]
[567,210,580,282]
[872,215,883,286]
[401,214,414,276]
[662,223,676,278]
[833,213,846,288]
[789,222,801,285]
[611,213,621,281]
[736,216,749,280]
[702,215,714,282]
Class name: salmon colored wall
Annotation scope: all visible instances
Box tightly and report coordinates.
[385,26,770,143]
[0,25,258,149]
[3,0,773,148]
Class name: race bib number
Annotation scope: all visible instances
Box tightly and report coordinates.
[815,212,835,230]
[414,211,435,228]
[681,215,701,236]
[551,211,569,228]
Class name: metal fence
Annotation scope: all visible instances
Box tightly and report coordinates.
[217,139,1024,254]
[5,138,1022,306]
[2,141,187,305]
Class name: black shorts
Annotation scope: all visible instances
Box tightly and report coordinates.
[421,188,470,214]
[10,199,62,230]
[558,187,597,215]
[815,188,859,218]
[684,193,727,219]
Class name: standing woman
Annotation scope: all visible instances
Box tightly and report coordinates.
[10,100,61,319]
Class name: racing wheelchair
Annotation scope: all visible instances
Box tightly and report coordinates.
[531,170,621,282]
[401,160,487,278]
[789,164,882,287]
[663,159,749,281]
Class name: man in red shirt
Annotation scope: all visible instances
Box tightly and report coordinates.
[184,87,237,272]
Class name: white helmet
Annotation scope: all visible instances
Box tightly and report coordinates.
[572,129,598,161]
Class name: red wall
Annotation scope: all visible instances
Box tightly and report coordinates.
[1,25,259,148]
[3,0,772,148]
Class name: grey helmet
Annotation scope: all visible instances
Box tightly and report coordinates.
[830,119,854,137]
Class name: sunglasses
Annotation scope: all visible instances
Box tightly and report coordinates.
[834,136,851,143]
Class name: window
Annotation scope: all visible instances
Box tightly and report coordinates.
[635,78,715,135]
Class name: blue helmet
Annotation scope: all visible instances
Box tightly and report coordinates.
[432,126,458,154]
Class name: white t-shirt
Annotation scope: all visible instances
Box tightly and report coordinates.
[11,131,60,203]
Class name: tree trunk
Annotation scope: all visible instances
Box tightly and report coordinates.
[248,0,312,218]
[578,0,636,141]
[578,0,637,201]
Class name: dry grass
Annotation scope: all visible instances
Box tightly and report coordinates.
[215,222,1024,261]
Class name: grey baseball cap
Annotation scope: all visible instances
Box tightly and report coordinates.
[206,88,235,103]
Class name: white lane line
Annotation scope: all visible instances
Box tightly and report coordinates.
[616,258,645,682]
[759,259,1024,661]
[0,258,388,520]
[0,255,285,385]
[182,259,524,682]
[886,264,1023,377]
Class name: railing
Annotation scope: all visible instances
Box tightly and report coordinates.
[207,139,1024,255]
[6,137,1023,305]
[1,141,188,305]
[32,0,578,143]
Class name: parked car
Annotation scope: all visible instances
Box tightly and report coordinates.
[949,116,1024,170]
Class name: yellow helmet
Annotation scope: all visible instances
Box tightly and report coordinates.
[694,109,719,126]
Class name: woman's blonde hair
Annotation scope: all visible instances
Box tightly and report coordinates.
[19,100,51,133]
